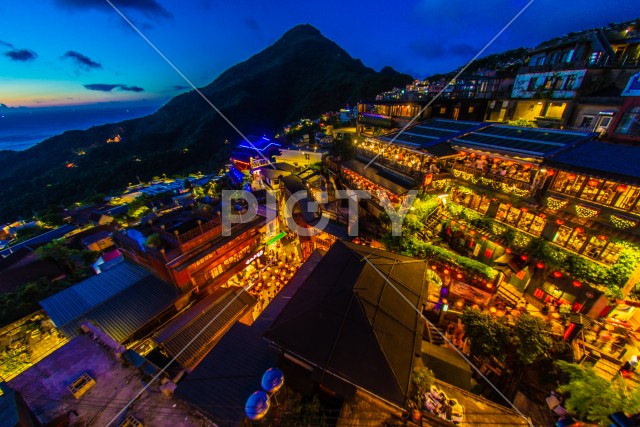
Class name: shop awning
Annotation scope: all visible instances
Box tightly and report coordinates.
[266,231,287,246]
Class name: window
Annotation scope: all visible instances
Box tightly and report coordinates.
[580,115,594,128]
[553,77,564,90]
[543,76,554,90]
[439,107,446,114]
[549,52,560,64]
[516,212,546,236]
[451,191,490,214]
[599,242,623,264]
[527,77,538,91]
[615,107,640,136]
[614,185,640,211]
[595,181,617,205]
[495,203,510,222]
[564,74,577,90]
[468,106,475,113]
[560,49,574,63]
[584,236,607,259]
[579,177,602,201]
[553,226,587,253]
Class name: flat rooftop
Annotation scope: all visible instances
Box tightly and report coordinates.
[8,334,213,427]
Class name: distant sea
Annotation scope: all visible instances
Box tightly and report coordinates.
[0,104,160,151]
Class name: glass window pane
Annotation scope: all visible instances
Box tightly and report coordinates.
[554,226,572,246]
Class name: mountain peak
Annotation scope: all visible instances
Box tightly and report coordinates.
[281,24,322,39]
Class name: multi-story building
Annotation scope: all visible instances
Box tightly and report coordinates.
[332,118,640,332]
[114,202,278,293]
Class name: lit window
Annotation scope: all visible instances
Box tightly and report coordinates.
[615,107,640,136]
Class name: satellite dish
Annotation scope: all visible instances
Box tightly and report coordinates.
[245,390,270,421]
[261,367,284,394]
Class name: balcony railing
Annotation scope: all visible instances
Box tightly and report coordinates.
[451,165,533,195]
[355,147,429,180]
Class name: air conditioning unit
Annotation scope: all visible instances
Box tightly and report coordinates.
[119,414,143,427]
[67,373,96,399]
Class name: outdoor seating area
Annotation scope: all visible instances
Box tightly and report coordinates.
[456,152,536,183]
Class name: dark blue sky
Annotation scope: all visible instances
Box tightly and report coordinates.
[1,0,638,108]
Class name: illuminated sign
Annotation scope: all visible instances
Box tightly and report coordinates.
[246,250,264,265]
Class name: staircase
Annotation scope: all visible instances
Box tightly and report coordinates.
[425,322,445,346]
[494,282,522,307]
[420,205,444,241]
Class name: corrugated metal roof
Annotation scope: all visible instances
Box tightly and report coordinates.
[40,262,150,327]
[157,289,255,369]
[452,124,596,158]
[176,251,323,426]
[58,275,177,342]
[377,118,487,150]
[341,158,411,195]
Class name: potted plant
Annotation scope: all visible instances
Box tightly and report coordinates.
[407,367,435,423]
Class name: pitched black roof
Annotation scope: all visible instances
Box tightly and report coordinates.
[264,241,429,407]
[451,124,596,160]
[377,118,487,153]
[546,141,640,185]
[153,288,255,369]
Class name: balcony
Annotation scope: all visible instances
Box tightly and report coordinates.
[355,146,428,181]
[451,165,533,196]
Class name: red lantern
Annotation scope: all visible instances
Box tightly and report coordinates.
[567,173,577,181]
[556,219,565,225]
[506,248,512,254]
[486,283,494,289]
[553,271,563,278]
[536,262,545,269]
[617,184,628,193]
[443,269,450,275]
[481,236,488,241]
[456,273,463,279]
[521,208,528,212]
[459,151,466,156]
[547,170,555,176]
[576,227,584,233]
[597,235,607,241]
[520,255,528,261]
[588,179,599,187]
[431,265,437,271]
[572,280,582,288]
[540,213,546,219]
[469,230,476,235]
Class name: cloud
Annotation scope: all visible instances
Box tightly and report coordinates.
[54,0,172,19]
[84,83,144,92]
[0,40,14,48]
[5,49,38,61]
[119,85,144,92]
[62,50,103,70]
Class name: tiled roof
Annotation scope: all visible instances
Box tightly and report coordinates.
[546,141,640,184]
[377,118,487,151]
[176,251,323,426]
[451,124,595,159]
[40,262,150,327]
[154,288,255,369]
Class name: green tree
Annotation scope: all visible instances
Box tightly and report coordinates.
[408,367,435,410]
[511,313,555,364]
[556,360,640,426]
[461,308,510,361]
